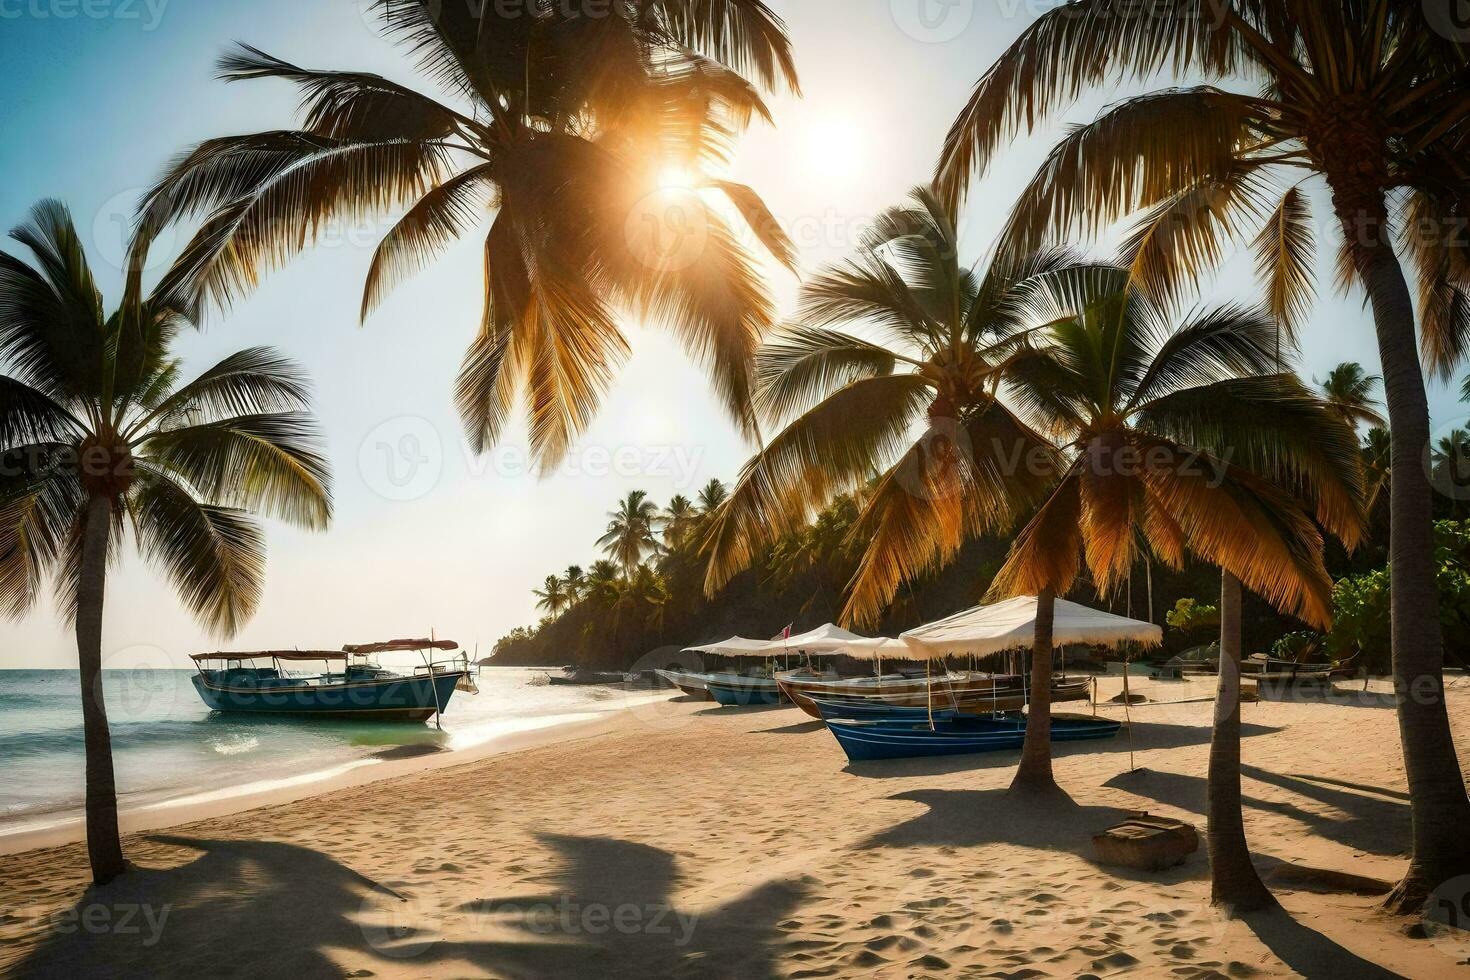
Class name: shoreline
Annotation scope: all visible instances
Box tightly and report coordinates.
[0,703,640,856]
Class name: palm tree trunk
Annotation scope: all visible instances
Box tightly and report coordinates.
[77,493,124,884]
[1011,586,1057,793]
[1208,570,1275,914]
[1335,188,1470,912]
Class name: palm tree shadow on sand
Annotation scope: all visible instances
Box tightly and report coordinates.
[12,833,805,980]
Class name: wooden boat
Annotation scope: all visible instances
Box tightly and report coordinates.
[1242,654,1336,682]
[189,640,472,722]
[653,668,713,700]
[776,668,1092,719]
[547,668,627,686]
[705,675,784,706]
[825,713,1122,763]
[810,697,964,722]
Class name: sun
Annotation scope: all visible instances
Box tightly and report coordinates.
[804,118,866,183]
[657,166,698,190]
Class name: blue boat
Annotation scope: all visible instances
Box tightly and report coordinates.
[705,675,784,706]
[190,640,475,722]
[825,714,1122,762]
[809,697,964,722]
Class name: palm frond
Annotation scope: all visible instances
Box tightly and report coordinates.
[701,373,932,596]
[651,0,800,94]
[130,470,265,637]
[992,88,1259,266]
[708,180,797,271]
[987,470,1085,600]
[361,164,496,321]
[153,139,451,315]
[140,347,313,430]
[140,413,332,529]
[1251,185,1316,345]
[753,325,900,426]
[1126,304,1280,407]
[0,444,82,618]
[936,2,1237,206]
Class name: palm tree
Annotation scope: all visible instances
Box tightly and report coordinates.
[936,2,1470,910]
[1431,428,1470,510]
[584,560,623,606]
[533,574,571,618]
[599,490,662,579]
[128,0,798,469]
[0,201,332,884]
[1363,426,1393,516]
[702,188,1064,622]
[1319,362,1385,430]
[991,266,1362,870]
[562,565,586,602]
[662,495,697,550]
[697,479,729,513]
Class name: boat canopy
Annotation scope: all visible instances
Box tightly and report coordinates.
[683,636,773,657]
[191,650,348,662]
[833,636,910,659]
[900,596,1162,660]
[761,623,867,654]
[342,638,458,654]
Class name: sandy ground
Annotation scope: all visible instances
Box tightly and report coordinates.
[3,675,1470,979]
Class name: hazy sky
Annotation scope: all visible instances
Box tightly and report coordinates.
[0,1,1458,668]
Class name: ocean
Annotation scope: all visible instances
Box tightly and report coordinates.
[0,666,667,838]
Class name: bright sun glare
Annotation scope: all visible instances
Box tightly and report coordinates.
[657,166,697,190]
[804,118,865,182]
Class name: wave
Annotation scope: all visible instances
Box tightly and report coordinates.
[0,718,211,758]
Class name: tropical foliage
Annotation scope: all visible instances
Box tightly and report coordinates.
[128,0,798,469]
[700,187,1066,626]
[0,200,332,883]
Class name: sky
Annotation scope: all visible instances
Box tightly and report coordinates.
[0,0,1460,669]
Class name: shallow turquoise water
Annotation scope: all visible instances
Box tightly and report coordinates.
[0,667,658,832]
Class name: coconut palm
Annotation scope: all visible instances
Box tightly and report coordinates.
[562,565,587,602]
[599,490,662,578]
[697,479,729,514]
[533,574,571,618]
[990,265,1362,910]
[936,1,1470,910]
[584,560,623,606]
[1363,426,1392,515]
[129,0,798,469]
[0,201,332,884]
[662,495,698,550]
[1319,362,1385,430]
[702,188,1064,622]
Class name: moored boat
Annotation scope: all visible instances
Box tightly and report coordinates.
[825,713,1122,763]
[653,668,714,700]
[776,669,1091,719]
[705,675,784,706]
[189,639,473,722]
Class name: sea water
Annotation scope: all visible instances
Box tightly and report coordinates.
[0,666,665,837]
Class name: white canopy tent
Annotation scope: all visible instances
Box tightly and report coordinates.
[900,596,1161,661]
[683,636,776,657]
[762,623,867,654]
[834,636,910,660]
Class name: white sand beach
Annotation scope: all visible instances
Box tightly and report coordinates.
[3,676,1469,978]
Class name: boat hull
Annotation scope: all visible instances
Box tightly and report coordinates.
[826,714,1121,763]
[653,669,714,700]
[705,676,784,706]
[779,670,1093,719]
[190,670,465,721]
